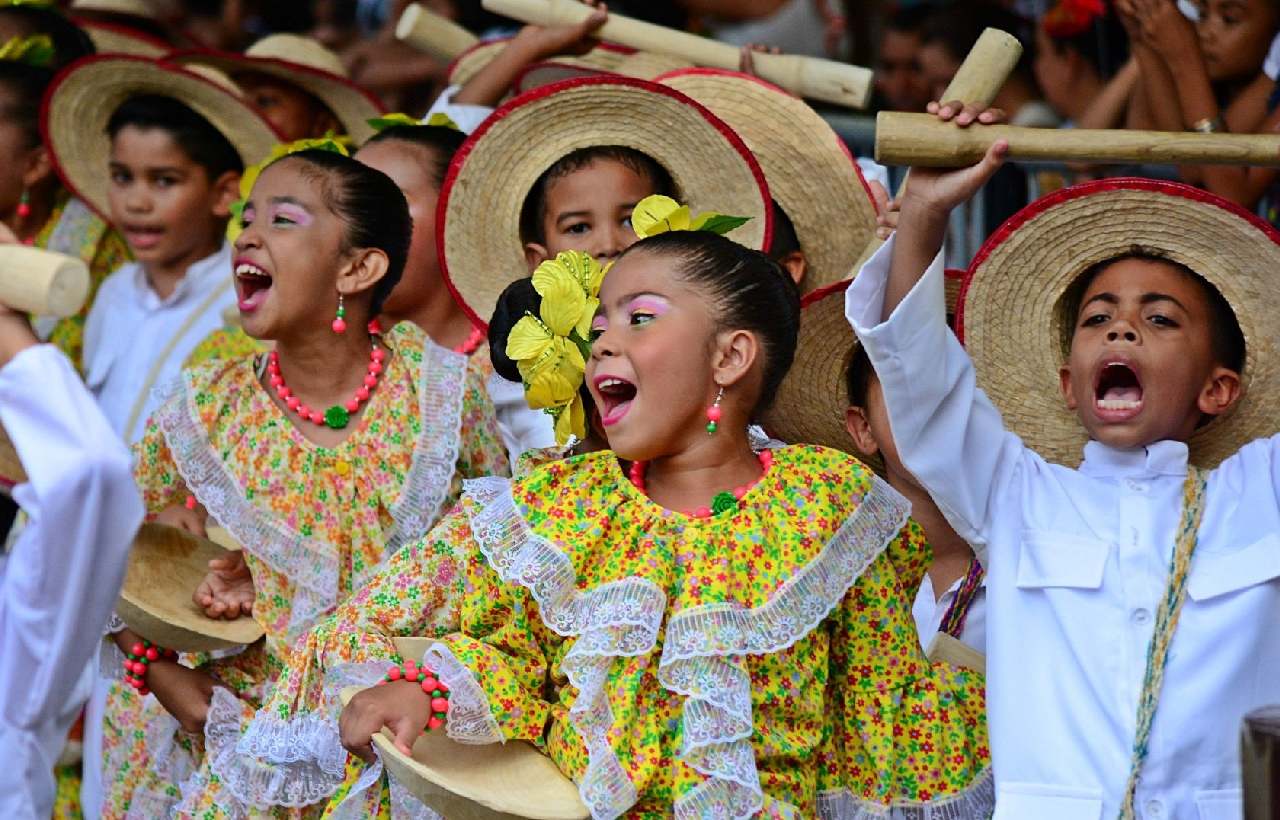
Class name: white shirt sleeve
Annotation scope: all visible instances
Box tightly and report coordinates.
[486,372,557,464]
[1265,32,1280,82]
[423,84,493,134]
[844,235,1027,561]
[0,344,143,817]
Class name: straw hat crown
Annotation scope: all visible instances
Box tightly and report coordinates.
[245,33,348,78]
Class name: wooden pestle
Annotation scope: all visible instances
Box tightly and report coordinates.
[481,0,874,109]
[395,3,481,61]
[876,113,1280,167]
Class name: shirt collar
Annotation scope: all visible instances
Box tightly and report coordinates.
[1077,439,1190,479]
[127,243,231,309]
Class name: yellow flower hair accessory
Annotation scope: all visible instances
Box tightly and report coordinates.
[227,136,349,242]
[367,112,462,133]
[630,194,750,240]
[0,34,54,68]
[506,250,606,445]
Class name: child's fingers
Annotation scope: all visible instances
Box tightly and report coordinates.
[935,100,966,121]
[926,100,940,114]
[390,717,421,757]
[867,179,891,213]
[977,108,1007,125]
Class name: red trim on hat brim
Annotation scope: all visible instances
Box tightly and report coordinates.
[653,66,878,217]
[435,74,775,331]
[39,53,286,223]
[954,176,1280,344]
[72,18,172,53]
[166,47,386,114]
[800,277,852,309]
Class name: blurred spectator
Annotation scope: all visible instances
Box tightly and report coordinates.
[680,0,848,59]
[311,0,362,55]
[875,4,933,111]
[1034,0,1130,124]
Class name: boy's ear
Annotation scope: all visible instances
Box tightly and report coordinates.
[523,241,550,271]
[844,405,880,458]
[210,170,242,219]
[712,329,760,393]
[778,250,808,286]
[1059,364,1078,411]
[338,247,390,301]
[1198,366,1243,418]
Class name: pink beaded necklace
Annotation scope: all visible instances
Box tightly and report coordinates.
[628,449,773,519]
[453,326,485,355]
[267,329,385,430]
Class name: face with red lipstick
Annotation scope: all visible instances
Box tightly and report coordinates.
[232,157,391,341]
[586,248,765,462]
[107,125,238,273]
[1059,256,1244,451]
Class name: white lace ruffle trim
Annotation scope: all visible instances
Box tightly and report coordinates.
[459,471,911,820]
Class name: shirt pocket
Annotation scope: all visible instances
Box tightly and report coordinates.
[1188,534,1280,602]
[1016,531,1111,590]
[1194,787,1242,819]
[994,782,1103,820]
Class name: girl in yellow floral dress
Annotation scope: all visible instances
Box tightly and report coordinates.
[96,149,509,819]
[240,220,994,817]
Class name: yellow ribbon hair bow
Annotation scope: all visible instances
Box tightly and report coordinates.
[227,136,349,243]
[506,250,605,446]
[367,112,462,133]
[630,194,750,240]
[0,34,54,68]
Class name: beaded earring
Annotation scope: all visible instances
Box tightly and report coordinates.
[331,293,346,334]
[16,190,31,221]
[706,387,724,434]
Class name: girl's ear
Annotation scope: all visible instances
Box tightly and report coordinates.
[210,170,242,219]
[21,145,53,189]
[338,247,391,304]
[844,405,880,458]
[711,328,761,392]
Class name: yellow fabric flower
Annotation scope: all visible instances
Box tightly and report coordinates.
[226,137,349,243]
[0,34,53,68]
[505,251,605,445]
[630,194,751,240]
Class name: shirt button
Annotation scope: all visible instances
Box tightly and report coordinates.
[1145,799,1164,817]
[334,460,351,476]
[1132,608,1151,625]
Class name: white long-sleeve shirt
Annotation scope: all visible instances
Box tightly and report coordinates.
[846,237,1280,820]
[0,345,142,819]
[83,245,235,444]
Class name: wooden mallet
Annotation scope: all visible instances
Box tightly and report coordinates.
[481,0,874,109]
[0,246,92,486]
[395,3,480,61]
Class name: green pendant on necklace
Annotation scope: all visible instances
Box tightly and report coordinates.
[323,405,350,430]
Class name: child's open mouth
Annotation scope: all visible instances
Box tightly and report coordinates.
[594,375,636,427]
[235,260,273,313]
[123,224,165,251]
[1093,360,1144,421]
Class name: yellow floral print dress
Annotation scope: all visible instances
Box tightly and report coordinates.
[97,324,510,819]
[237,445,993,819]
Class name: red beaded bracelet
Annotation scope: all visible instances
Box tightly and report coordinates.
[376,658,451,730]
[121,639,178,696]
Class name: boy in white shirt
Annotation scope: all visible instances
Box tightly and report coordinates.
[42,58,277,444]
[0,299,142,819]
[846,116,1279,818]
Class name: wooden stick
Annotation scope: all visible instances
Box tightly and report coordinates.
[876,112,1280,167]
[938,28,1023,110]
[0,245,90,318]
[395,3,479,61]
[481,0,873,109]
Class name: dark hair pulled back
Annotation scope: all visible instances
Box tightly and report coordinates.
[619,231,800,417]
[107,94,243,179]
[271,149,412,316]
[363,124,467,190]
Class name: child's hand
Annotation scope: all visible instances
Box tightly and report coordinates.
[898,102,1010,221]
[513,1,608,60]
[339,682,434,763]
[194,551,254,620]
[1119,0,1199,56]
[867,180,900,241]
[154,501,208,539]
[147,661,216,734]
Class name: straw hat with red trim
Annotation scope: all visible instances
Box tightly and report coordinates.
[957,177,1280,468]
[70,0,157,17]
[444,36,636,88]
[762,279,881,471]
[654,68,876,295]
[512,50,691,94]
[438,75,773,330]
[41,55,279,221]
[73,19,168,57]
[170,34,384,142]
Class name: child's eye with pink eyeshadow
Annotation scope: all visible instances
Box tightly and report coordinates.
[589,317,607,341]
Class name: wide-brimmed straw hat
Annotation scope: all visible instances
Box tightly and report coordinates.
[170,34,384,142]
[340,662,588,820]
[957,177,1280,468]
[438,75,773,329]
[763,279,881,472]
[70,0,158,16]
[512,50,691,94]
[115,523,265,652]
[41,55,279,220]
[445,37,635,88]
[73,19,168,57]
[654,68,876,294]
